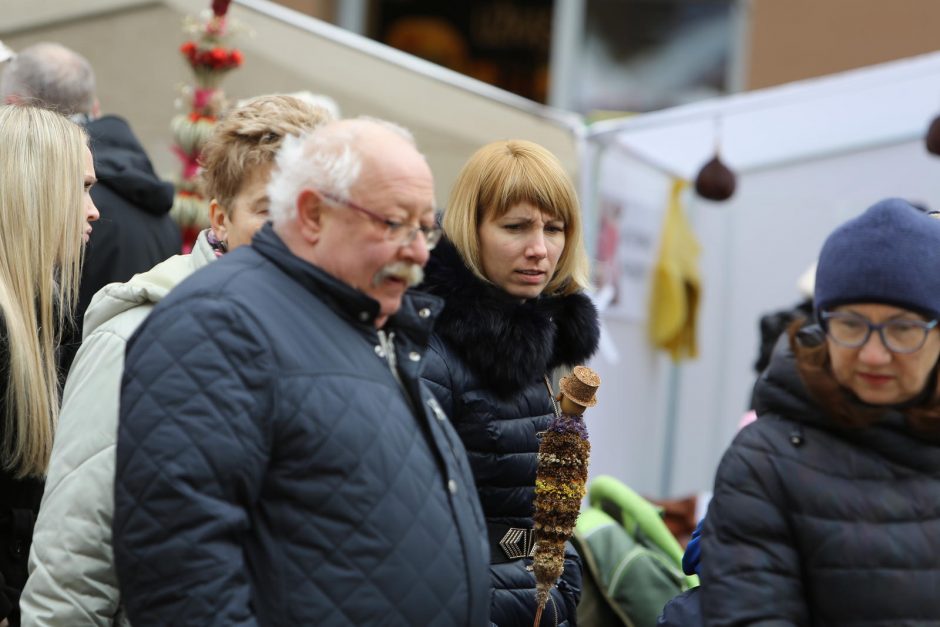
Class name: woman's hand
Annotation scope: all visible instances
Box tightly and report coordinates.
[1,616,10,626]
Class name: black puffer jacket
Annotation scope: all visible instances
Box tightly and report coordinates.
[0,321,43,627]
[702,338,940,626]
[114,226,489,626]
[60,115,180,375]
[83,115,180,302]
[420,240,599,627]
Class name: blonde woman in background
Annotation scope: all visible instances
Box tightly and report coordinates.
[419,140,599,626]
[0,104,99,627]
[20,94,332,627]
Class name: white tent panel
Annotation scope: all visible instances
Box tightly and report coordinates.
[579,143,677,496]
[585,53,940,498]
[590,51,940,180]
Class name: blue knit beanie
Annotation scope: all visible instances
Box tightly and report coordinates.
[815,198,940,320]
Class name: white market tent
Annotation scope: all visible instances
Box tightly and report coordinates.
[582,51,940,499]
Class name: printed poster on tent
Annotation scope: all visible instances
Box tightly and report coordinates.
[592,145,671,321]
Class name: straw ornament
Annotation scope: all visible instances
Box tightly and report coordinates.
[532,366,599,625]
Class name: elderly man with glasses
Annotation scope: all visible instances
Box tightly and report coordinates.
[112,118,489,626]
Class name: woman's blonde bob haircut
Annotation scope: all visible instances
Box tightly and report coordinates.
[0,105,87,477]
[443,139,590,296]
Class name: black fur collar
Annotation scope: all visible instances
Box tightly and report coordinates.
[420,238,600,395]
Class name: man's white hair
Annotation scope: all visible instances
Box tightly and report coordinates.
[267,116,417,226]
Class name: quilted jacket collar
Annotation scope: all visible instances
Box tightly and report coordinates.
[252,224,442,345]
[755,336,940,473]
[419,237,599,395]
[83,229,216,338]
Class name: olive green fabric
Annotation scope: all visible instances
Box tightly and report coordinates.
[573,476,697,627]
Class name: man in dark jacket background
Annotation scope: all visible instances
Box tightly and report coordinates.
[113,117,490,626]
[1,42,180,373]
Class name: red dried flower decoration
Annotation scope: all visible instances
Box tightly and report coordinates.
[212,0,232,17]
[179,42,243,72]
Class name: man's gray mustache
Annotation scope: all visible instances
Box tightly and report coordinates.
[372,262,424,288]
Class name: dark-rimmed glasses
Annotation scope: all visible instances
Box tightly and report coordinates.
[820,311,939,354]
[319,190,441,250]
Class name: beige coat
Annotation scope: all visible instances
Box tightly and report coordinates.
[20,232,215,627]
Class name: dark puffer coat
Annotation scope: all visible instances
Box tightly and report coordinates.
[420,240,599,627]
[0,322,44,627]
[702,337,940,626]
[82,115,180,308]
[114,226,490,626]
[59,115,180,375]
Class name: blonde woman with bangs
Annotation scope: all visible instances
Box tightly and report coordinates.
[0,104,98,627]
[420,140,599,626]
[20,94,332,627]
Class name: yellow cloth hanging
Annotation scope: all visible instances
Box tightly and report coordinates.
[649,179,701,361]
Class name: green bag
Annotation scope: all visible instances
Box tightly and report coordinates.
[573,476,698,627]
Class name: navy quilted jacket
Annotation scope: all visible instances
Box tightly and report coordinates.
[113,226,490,626]
[702,338,940,626]
[419,240,599,627]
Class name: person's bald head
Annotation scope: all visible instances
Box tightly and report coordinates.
[0,42,97,117]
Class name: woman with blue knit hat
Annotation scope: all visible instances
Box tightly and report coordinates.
[700,198,940,625]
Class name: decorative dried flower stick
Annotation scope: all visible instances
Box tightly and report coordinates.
[532,366,599,626]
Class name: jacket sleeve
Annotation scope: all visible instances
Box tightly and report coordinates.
[488,543,582,627]
[21,328,129,626]
[113,299,273,627]
[541,541,582,627]
[556,541,583,626]
[0,330,12,622]
[419,337,457,421]
[0,579,11,624]
[701,434,808,626]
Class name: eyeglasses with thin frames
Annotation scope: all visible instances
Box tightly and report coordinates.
[319,190,441,250]
[820,311,939,354]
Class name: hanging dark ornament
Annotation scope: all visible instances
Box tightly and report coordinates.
[925,113,940,156]
[694,116,736,202]
[694,154,736,201]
